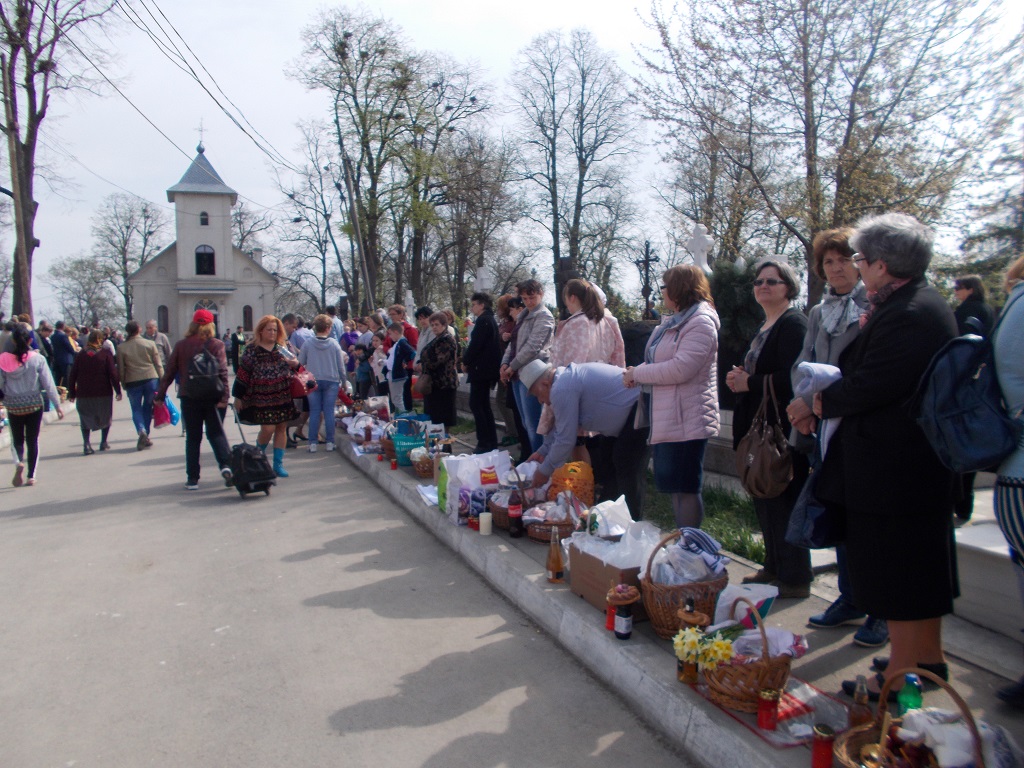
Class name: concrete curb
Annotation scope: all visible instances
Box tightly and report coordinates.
[340,441,793,768]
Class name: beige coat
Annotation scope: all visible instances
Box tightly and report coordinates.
[116,336,163,385]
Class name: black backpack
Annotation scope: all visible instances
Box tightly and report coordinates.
[912,291,1023,474]
[183,342,226,401]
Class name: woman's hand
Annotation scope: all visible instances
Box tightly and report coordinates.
[622,366,636,388]
[234,398,245,411]
[812,392,823,418]
[501,332,511,343]
[726,365,750,393]
[116,393,123,401]
[500,364,512,384]
[786,397,812,424]
[56,406,65,420]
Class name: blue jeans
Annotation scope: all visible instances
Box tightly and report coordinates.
[125,378,158,435]
[307,380,340,443]
[513,379,544,453]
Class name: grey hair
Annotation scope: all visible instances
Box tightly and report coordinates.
[753,259,800,300]
[850,213,933,279]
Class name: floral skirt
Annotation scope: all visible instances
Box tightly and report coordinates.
[239,402,298,426]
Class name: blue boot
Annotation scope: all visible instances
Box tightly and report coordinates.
[256,442,268,455]
[273,447,288,477]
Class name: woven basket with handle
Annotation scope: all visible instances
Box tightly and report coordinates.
[833,667,985,768]
[638,530,729,640]
[703,596,791,713]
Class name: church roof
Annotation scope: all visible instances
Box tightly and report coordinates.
[166,144,238,204]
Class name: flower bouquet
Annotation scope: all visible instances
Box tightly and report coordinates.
[673,626,735,684]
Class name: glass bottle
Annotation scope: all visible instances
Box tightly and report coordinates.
[848,675,873,728]
[897,673,923,716]
[546,526,564,582]
[507,487,524,538]
[614,604,633,640]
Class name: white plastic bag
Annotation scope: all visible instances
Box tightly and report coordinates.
[587,495,633,538]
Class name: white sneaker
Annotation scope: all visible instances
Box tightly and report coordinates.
[325,442,335,452]
[308,443,317,453]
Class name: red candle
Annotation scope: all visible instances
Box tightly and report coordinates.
[377,453,384,462]
[757,689,779,730]
[390,459,398,470]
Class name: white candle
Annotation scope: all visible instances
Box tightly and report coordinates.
[478,512,493,536]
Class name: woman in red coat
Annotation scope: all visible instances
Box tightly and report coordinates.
[68,329,122,454]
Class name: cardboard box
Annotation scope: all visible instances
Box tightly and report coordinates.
[569,544,647,622]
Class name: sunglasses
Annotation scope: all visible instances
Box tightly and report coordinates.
[753,278,784,287]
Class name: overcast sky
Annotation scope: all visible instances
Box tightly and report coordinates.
[26,0,658,317]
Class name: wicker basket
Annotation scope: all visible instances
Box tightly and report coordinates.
[703,597,791,713]
[639,530,729,640]
[412,453,435,478]
[527,519,576,543]
[488,497,510,530]
[833,668,985,768]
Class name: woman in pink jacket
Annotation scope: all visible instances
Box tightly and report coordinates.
[623,265,720,528]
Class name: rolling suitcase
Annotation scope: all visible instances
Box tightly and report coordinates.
[228,405,277,498]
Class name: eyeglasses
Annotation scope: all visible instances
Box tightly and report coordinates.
[752,278,783,287]
[851,253,869,266]
[659,284,666,291]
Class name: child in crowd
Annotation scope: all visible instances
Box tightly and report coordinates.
[384,322,415,412]
[370,332,389,397]
[353,344,373,400]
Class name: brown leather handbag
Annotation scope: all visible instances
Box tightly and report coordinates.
[735,377,793,499]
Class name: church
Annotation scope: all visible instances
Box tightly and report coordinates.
[129,145,278,341]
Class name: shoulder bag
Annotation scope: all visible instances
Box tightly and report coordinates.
[735,377,793,499]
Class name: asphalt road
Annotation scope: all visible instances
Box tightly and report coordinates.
[0,398,690,768]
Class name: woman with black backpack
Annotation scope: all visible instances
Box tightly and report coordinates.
[155,309,233,491]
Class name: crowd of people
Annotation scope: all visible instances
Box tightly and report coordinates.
[2,212,1023,708]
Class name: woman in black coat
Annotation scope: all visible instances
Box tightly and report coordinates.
[461,292,502,453]
[727,260,811,599]
[814,213,958,700]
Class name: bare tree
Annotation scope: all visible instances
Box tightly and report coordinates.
[293,8,418,312]
[232,201,274,253]
[90,193,168,321]
[512,29,635,309]
[636,0,1022,307]
[44,253,119,328]
[0,0,117,317]
[0,252,12,315]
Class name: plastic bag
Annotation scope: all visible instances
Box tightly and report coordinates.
[712,584,780,628]
[586,496,633,538]
[165,396,180,426]
[153,401,171,429]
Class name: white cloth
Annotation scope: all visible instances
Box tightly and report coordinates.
[793,362,842,458]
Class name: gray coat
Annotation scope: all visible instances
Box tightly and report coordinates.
[501,305,554,372]
[789,282,868,451]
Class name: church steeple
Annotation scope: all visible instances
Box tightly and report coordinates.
[166,145,237,205]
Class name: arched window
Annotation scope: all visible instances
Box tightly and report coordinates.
[243,305,254,331]
[157,305,169,333]
[195,245,215,275]
[199,211,209,226]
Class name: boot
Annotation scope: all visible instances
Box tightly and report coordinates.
[256,442,269,455]
[273,447,289,477]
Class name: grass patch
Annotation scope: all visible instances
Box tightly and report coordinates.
[643,473,765,564]
[447,416,477,436]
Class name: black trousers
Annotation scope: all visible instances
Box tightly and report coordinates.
[588,403,651,521]
[9,409,44,478]
[180,397,231,484]
[752,451,812,585]
[469,379,497,451]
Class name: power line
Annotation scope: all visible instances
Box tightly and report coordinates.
[113,0,303,175]
[62,29,290,215]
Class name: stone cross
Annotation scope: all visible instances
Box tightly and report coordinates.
[686,224,714,273]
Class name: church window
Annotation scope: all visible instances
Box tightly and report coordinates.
[157,306,169,333]
[195,245,215,275]
[243,305,254,331]
[200,211,209,226]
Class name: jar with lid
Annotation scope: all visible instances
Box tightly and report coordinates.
[757,688,780,730]
[811,723,835,768]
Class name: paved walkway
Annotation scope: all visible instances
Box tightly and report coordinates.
[0,399,691,767]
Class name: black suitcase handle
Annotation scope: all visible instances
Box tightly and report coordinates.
[226,402,251,445]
